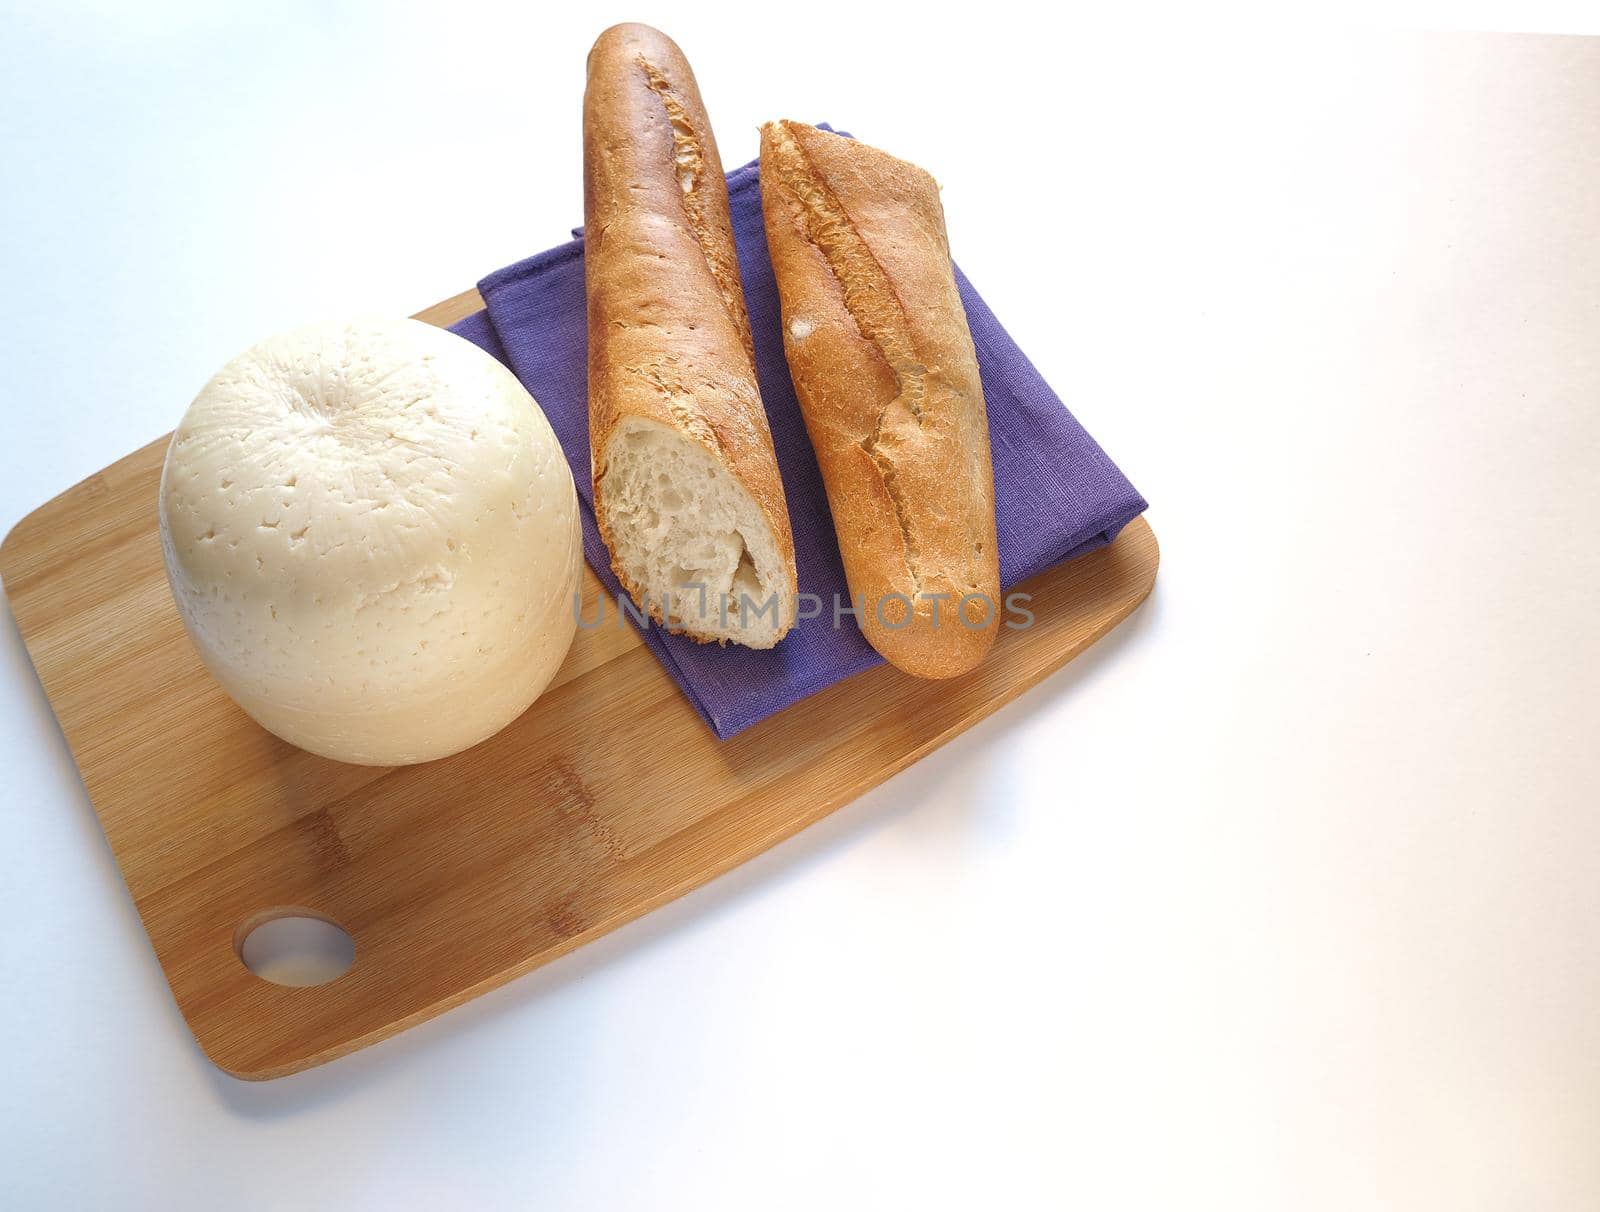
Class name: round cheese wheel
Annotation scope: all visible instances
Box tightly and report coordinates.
[159,317,581,765]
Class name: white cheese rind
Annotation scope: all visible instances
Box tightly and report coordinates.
[158,317,581,765]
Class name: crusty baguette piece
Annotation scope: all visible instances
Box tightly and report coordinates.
[758,120,1000,678]
[584,24,796,647]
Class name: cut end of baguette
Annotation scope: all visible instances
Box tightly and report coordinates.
[596,418,795,648]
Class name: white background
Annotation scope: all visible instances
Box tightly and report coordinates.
[3,4,1599,1209]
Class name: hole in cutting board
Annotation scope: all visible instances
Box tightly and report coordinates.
[236,909,355,987]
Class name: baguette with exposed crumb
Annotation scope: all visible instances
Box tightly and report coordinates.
[584,24,796,647]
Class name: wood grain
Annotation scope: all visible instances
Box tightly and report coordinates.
[0,290,1160,1079]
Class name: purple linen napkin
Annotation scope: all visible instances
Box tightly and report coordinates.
[451,128,1146,738]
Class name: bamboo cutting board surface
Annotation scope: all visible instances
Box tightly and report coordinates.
[0,289,1159,1079]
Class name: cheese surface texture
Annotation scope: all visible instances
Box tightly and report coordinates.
[159,317,581,765]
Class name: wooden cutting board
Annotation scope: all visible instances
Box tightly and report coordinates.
[0,289,1159,1079]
